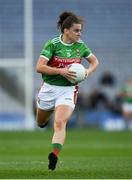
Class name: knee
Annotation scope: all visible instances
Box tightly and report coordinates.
[36,118,42,128]
[37,121,44,128]
[54,119,66,131]
[37,120,48,128]
[36,116,46,128]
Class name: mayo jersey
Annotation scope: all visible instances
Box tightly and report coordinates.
[40,35,92,86]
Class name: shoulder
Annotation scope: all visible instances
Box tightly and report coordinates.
[75,40,91,51]
[51,36,60,45]
[44,36,59,44]
[76,39,88,47]
[42,36,60,48]
[43,36,60,48]
[78,39,85,44]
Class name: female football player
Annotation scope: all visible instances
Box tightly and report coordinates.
[36,11,99,170]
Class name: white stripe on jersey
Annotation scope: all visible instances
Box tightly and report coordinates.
[40,55,49,61]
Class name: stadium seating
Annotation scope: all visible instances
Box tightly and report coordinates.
[0,0,132,129]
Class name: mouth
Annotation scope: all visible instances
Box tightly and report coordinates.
[76,36,80,40]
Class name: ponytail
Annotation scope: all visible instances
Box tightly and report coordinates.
[57,11,83,33]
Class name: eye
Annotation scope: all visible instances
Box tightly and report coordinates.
[74,29,82,33]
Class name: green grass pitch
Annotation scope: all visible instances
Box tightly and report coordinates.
[0,129,132,179]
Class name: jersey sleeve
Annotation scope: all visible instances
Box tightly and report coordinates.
[82,43,92,58]
[40,40,54,60]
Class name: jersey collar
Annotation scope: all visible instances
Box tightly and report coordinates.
[59,34,74,46]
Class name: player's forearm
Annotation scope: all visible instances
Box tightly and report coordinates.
[36,64,60,75]
[88,58,99,72]
[86,58,99,76]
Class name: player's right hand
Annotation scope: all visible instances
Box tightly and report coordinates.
[58,67,77,80]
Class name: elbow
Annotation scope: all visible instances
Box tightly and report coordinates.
[97,60,99,67]
[36,65,41,73]
[36,64,47,74]
[96,59,99,68]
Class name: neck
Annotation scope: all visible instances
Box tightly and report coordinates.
[61,34,73,44]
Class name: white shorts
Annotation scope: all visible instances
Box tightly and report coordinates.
[37,82,78,110]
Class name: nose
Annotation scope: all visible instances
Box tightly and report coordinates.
[78,31,81,36]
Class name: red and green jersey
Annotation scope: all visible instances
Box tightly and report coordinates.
[40,35,92,86]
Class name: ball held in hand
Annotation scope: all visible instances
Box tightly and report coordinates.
[68,63,86,84]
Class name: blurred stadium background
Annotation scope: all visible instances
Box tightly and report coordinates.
[0,0,132,130]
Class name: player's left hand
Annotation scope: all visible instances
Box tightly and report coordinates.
[85,69,91,79]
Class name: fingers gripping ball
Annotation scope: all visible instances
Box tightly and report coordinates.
[68,63,86,84]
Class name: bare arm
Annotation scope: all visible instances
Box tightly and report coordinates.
[85,54,99,77]
[36,56,76,80]
[36,56,60,75]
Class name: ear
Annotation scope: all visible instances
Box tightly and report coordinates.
[64,28,69,34]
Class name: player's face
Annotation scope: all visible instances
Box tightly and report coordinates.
[65,23,82,42]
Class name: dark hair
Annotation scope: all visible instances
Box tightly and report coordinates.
[57,11,84,33]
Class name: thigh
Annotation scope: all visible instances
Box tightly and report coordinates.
[37,82,56,110]
[36,107,53,124]
[54,105,74,123]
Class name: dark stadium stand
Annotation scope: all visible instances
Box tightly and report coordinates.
[0,0,132,129]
